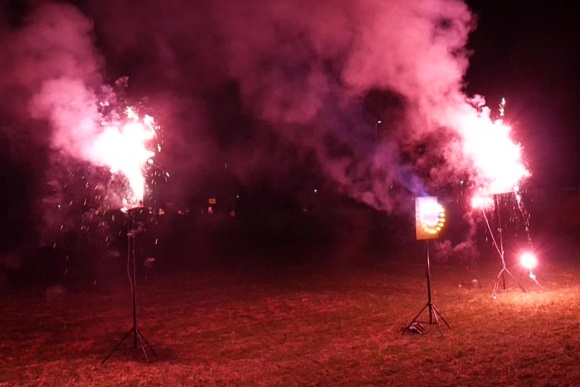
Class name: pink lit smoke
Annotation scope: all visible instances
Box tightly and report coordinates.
[1,1,530,230]
[4,4,159,209]
[194,0,528,210]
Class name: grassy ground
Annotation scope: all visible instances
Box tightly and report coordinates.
[1,240,579,386]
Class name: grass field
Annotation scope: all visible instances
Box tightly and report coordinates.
[1,237,579,386]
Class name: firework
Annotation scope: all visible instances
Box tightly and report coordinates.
[520,251,538,270]
[520,251,542,287]
[461,99,530,203]
[498,97,506,118]
[455,98,539,295]
[92,106,159,209]
[470,192,494,210]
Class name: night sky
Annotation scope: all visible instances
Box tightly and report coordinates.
[465,1,580,186]
[0,0,579,255]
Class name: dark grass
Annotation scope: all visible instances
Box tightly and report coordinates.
[1,236,579,386]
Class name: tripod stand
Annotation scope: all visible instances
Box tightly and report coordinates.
[483,195,526,299]
[403,240,450,335]
[102,208,156,364]
[491,231,526,299]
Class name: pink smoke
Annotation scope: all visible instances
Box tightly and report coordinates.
[10,4,158,208]
[3,0,530,214]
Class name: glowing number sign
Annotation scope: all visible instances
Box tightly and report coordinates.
[415,196,446,240]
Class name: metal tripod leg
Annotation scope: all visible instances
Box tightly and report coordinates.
[102,208,156,364]
[403,240,450,335]
[430,303,450,331]
[492,266,526,298]
[403,302,450,336]
[101,325,156,364]
[102,328,133,364]
[135,327,156,361]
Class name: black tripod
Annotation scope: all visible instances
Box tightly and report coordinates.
[102,208,156,364]
[403,240,450,335]
[484,195,526,299]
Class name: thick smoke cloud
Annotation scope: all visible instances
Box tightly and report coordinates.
[1,0,482,220]
[83,0,477,210]
[0,3,114,246]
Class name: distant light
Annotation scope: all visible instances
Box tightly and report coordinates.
[313,188,318,194]
[520,252,538,270]
[377,120,382,124]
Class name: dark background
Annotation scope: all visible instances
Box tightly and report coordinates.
[465,1,580,186]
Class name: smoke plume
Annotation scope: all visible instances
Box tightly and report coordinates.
[80,0,481,211]
[0,0,526,246]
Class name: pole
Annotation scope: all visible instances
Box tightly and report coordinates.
[403,239,450,335]
[496,194,507,290]
[102,208,156,364]
[131,220,138,349]
[490,194,526,298]
[495,195,506,270]
[426,240,433,324]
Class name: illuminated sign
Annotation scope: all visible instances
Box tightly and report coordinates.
[415,196,446,240]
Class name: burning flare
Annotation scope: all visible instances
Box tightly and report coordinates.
[461,98,530,209]
[520,251,538,270]
[91,106,158,208]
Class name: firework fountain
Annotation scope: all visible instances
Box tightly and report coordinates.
[31,76,164,361]
[3,0,544,303]
[92,105,159,210]
[98,98,160,363]
[463,98,537,297]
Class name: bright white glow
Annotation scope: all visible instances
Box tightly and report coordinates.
[91,107,157,208]
[461,115,530,196]
[454,99,530,208]
[471,193,494,210]
[520,252,538,270]
[417,197,445,235]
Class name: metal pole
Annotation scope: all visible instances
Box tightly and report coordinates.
[426,240,433,324]
[131,213,138,349]
[495,195,505,266]
[495,194,507,290]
